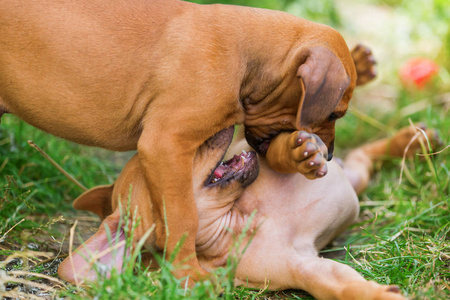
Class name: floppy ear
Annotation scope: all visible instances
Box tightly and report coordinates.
[296,46,350,128]
[73,184,114,220]
[58,210,126,285]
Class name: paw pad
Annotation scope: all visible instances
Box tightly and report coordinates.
[288,131,329,179]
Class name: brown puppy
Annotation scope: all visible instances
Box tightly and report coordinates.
[61,124,436,299]
[0,0,356,280]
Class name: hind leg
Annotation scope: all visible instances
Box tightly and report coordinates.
[289,255,406,300]
[341,124,440,194]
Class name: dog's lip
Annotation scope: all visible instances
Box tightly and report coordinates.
[207,150,257,186]
[244,128,279,155]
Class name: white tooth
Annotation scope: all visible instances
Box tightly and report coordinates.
[242,150,247,155]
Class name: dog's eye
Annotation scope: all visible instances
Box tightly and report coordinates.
[328,113,338,122]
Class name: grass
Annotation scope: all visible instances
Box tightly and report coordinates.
[1,0,449,299]
[336,132,449,298]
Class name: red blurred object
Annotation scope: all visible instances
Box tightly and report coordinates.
[399,58,439,89]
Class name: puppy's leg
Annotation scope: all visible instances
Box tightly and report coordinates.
[290,256,406,300]
[137,128,207,283]
[342,124,439,194]
[351,44,377,86]
[136,99,238,283]
[266,131,328,179]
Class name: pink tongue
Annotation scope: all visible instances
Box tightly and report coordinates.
[214,165,227,178]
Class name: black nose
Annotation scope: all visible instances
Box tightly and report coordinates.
[327,152,333,161]
[327,139,335,161]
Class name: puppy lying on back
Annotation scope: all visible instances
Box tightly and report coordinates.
[59,123,437,299]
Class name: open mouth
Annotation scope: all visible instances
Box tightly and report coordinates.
[208,150,258,187]
[202,126,259,188]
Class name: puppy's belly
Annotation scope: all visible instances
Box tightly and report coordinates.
[231,161,359,289]
[237,160,359,254]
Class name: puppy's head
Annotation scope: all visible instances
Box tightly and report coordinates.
[244,28,357,161]
[72,126,259,220]
[61,126,259,285]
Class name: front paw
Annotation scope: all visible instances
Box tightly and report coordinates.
[341,281,407,300]
[351,44,377,86]
[288,131,328,179]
